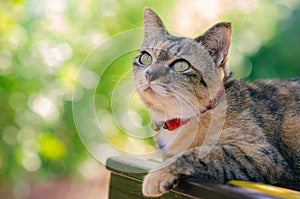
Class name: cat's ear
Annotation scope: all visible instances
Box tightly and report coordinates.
[195,22,232,77]
[144,8,168,40]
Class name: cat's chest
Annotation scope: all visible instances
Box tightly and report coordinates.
[154,118,206,156]
[155,131,176,149]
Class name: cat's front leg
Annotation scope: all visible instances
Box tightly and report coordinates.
[142,152,194,197]
[142,166,178,197]
[142,152,189,196]
[142,143,293,197]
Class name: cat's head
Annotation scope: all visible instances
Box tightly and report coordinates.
[133,8,231,120]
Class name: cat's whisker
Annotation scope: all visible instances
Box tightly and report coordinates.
[169,86,202,109]
[150,85,169,95]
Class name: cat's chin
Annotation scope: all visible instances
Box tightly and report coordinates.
[149,105,201,122]
[139,96,201,121]
[137,85,202,120]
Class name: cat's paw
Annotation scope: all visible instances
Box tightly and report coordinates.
[142,169,178,197]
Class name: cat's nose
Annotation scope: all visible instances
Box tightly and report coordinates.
[145,69,159,82]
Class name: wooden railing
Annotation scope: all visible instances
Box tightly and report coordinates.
[106,156,300,199]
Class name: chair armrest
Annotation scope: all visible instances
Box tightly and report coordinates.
[106,156,283,199]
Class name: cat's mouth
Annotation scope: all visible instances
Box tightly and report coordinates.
[140,82,168,95]
[144,86,153,92]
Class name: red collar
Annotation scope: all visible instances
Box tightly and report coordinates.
[152,86,225,131]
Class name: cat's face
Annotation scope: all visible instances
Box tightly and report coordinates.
[133,8,232,120]
[133,36,211,120]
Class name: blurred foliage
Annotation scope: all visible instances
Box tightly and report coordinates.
[248,8,300,79]
[0,0,300,197]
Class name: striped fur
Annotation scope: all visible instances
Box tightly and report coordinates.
[134,8,300,197]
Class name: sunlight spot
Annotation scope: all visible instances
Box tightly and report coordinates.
[29,94,59,122]
[28,0,43,16]
[231,56,253,78]
[9,92,26,111]
[78,158,103,180]
[2,126,18,145]
[17,126,35,144]
[77,69,99,89]
[38,40,72,72]
[45,0,66,13]
[98,111,119,137]
[54,64,78,100]
[236,0,258,14]
[39,41,60,69]
[44,0,68,33]
[173,0,228,36]
[55,43,73,61]
[103,10,115,17]
[5,24,28,51]
[237,30,261,54]
[37,132,65,159]
[23,139,40,154]
[0,51,12,71]
[22,151,41,172]
[91,32,106,45]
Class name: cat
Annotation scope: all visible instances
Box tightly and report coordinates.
[133,8,300,197]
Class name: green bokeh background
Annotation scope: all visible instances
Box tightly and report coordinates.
[0,0,300,198]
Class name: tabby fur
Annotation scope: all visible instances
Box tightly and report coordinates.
[133,8,300,197]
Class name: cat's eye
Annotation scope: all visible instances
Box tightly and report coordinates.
[170,60,190,72]
[139,52,152,66]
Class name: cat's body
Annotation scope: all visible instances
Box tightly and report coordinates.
[133,8,300,197]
